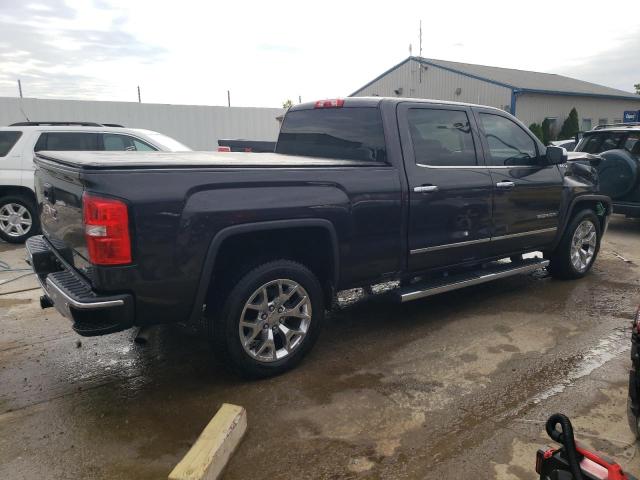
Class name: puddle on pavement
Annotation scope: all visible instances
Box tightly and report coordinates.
[531,327,630,405]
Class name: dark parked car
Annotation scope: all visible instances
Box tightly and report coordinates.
[574,123,640,218]
[26,97,610,377]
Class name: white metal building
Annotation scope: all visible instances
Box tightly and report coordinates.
[0,97,284,150]
[351,57,640,132]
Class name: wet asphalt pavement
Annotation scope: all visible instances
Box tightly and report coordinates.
[1,216,640,479]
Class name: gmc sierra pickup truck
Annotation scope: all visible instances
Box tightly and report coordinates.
[26,97,611,377]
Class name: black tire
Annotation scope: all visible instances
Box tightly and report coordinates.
[0,195,40,243]
[208,259,325,378]
[548,209,601,280]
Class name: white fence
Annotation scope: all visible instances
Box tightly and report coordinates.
[0,97,284,150]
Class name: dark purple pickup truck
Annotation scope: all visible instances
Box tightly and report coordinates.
[26,97,610,377]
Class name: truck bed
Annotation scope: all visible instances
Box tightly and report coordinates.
[35,151,379,169]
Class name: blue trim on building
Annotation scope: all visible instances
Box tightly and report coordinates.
[350,56,640,103]
[510,89,518,115]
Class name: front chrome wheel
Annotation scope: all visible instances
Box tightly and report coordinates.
[0,202,33,238]
[570,219,597,273]
[239,279,312,363]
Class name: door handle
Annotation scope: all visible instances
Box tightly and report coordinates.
[496,181,516,190]
[413,185,439,193]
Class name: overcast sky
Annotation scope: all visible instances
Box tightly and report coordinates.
[0,0,639,108]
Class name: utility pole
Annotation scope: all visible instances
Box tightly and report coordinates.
[227,90,231,107]
[419,20,423,83]
[137,86,141,103]
[298,95,302,104]
[17,79,23,98]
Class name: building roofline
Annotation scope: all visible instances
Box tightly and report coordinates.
[413,57,516,90]
[350,56,640,102]
[349,57,413,96]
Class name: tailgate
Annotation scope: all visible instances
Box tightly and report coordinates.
[34,157,89,264]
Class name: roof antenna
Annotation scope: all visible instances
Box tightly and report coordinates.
[419,20,422,58]
[17,79,30,122]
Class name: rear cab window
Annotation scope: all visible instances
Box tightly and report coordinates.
[0,131,23,157]
[276,107,387,162]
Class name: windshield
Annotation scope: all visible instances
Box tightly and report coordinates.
[146,133,191,151]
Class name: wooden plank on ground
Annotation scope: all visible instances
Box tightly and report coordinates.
[168,403,247,480]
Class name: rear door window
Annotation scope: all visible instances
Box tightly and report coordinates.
[407,108,477,166]
[0,131,22,157]
[276,107,387,162]
[36,132,100,151]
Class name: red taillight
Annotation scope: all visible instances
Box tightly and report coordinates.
[314,98,344,108]
[82,192,131,265]
[217,146,231,152]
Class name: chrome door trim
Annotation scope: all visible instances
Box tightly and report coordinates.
[416,163,540,170]
[410,237,491,255]
[491,227,557,241]
[410,227,557,255]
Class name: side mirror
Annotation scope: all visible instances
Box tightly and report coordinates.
[546,145,568,165]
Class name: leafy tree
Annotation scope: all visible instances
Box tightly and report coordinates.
[635,83,640,95]
[282,99,293,109]
[528,123,544,143]
[541,118,556,145]
[558,108,579,140]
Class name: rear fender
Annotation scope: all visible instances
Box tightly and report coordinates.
[188,219,339,324]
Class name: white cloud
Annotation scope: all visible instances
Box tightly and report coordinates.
[0,0,638,107]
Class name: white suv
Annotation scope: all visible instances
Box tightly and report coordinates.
[0,122,190,243]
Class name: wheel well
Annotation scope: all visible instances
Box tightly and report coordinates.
[209,227,336,306]
[0,186,36,203]
[569,199,609,232]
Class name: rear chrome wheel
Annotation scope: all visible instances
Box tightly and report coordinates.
[239,279,312,363]
[570,220,597,273]
[209,259,325,378]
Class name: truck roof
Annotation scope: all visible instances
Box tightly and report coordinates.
[34,151,380,169]
[289,96,503,111]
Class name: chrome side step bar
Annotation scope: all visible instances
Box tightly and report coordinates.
[399,258,549,303]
